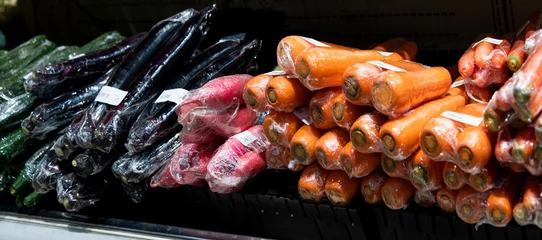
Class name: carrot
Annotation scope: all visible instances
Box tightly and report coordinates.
[443,162,468,190]
[513,45,542,105]
[266,145,287,169]
[436,188,458,213]
[469,160,498,192]
[310,88,342,130]
[486,171,522,227]
[325,171,361,206]
[513,175,542,226]
[372,38,408,52]
[508,12,539,72]
[283,147,305,172]
[490,32,515,69]
[315,128,350,170]
[445,77,469,102]
[456,186,489,224]
[394,41,418,61]
[295,48,403,90]
[456,126,495,173]
[458,48,476,78]
[511,126,536,163]
[381,177,415,210]
[263,110,304,147]
[341,60,426,106]
[243,74,273,112]
[414,190,437,208]
[379,95,467,160]
[340,142,381,178]
[474,40,495,69]
[381,154,410,180]
[420,115,460,161]
[495,126,516,165]
[466,84,498,104]
[332,93,372,130]
[372,66,452,117]
[298,163,330,202]
[265,76,312,112]
[290,125,325,165]
[350,112,388,153]
[360,169,388,204]
[408,149,445,191]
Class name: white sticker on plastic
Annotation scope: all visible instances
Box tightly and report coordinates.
[264,70,287,76]
[451,80,465,88]
[377,51,393,56]
[473,37,503,47]
[95,86,128,106]
[233,131,258,146]
[517,20,531,37]
[301,37,330,47]
[293,107,313,125]
[367,60,406,72]
[155,88,189,104]
[441,111,483,127]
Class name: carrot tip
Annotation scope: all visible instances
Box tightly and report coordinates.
[326,189,346,206]
[418,195,430,205]
[266,87,278,103]
[362,185,374,201]
[507,58,520,72]
[296,59,310,80]
[460,204,474,218]
[299,189,317,201]
[410,165,429,189]
[421,133,439,156]
[341,156,353,173]
[292,143,308,163]
[343,76,360,100]
[332,103,345,121]
[458,147,473,167]
[382,134,396,153]
[471,174,487,191]
[382,156,396,173]
[513,204,529,225]
[372,81,393,109]
[316,148,327,167]
[484,111,503,132]
[245,90,258,108]
[490,207,506,223]
[445,171,459,188]
[437,194,452,210]
[311,105,324,123]
[351,129,367,148]
[513,87,532,105]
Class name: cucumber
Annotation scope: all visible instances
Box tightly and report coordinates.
[0,50,6,57]
[0,168,17,192]
[0,36,56,82]
[0,93,37,132]
[15,194,23,207]
[10,142,54,196]
[77,31,125,55]
[23,191,44,207]
[0,128,37,165]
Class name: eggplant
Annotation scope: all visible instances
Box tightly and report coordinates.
[87,10,210,153]
[56,173,106,212]
[125,39,240,153]
[53,114,83,160]
[121,181,148,203]
[72,149,120,178]
[21,70,113,140]
[112,132,181,184]
[26,34,143,98]
[31,153,65,194]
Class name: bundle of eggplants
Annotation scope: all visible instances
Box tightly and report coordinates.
[56,173,106,212]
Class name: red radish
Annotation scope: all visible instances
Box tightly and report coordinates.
[197,106,258,138]
[150,159,182,189]
[207,150,267,193]
[179,125,224,144]
[171,142,221,185]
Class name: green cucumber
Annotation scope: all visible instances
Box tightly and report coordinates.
[0,93,37,131]
[77,31,125,55]
[15,194,23,207]
[10,142,53,196]
[0,50,6,58]
[0,35,56,83]
[23,191,43,207]
[0,128,37,165]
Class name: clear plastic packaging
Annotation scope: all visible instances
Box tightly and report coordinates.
[381,177,415,210]
[72,149,115,178]
[263,110,303,147]
[265,75,312,113]
[350,112,387,154]
[339,142,381,178]
[414,190,437,208]
[298,163,330,202]
[332,93,371,130]
[360,169,388,204]
[290,125,325,166]
[170,142,221,186]
[495,126,542,175]
[324,170,361,206]
[381,154,410,180]
[243,74,273,112]
[315,128,350,171]
[408,149,445,191]
[31,153,64,194]
[205,125,269,193]
[53,113,83,160]
[442,162,469,190]
[455,186,490,224]
[483,78,517,132]
[266,145,287,170]
[436,188,458,213]
[514,175,542,228]
[56,173,106,212]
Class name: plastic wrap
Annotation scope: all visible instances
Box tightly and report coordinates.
[25,33,138,98]
[10,141,55,196]
[372,67,453,117]
[205,125,269,193]
[309,88,341,130]
[243,74,273,112]
[0,93,36,131]
[112,132,181,184]
[276,36,341,75]
[513,175,542,228]
[315,128,350,171]
[350,112,387,154]
[0,35,55,82]
[332,93,371,130]
[265,75,312,113]
[339,142,381,178]
[414,190,437,208]
[53,113,83,160]
[408,149,445,191]
[360,169,388,204]
[483,78,517,132]
[266,145,287,169]
[468,160,499,192]
[443,162,468,190]
[263,110,303,147]
[290,124,325,166]
[72,150,114,178]
[436,188,458,213]
[381,154,410,180]
[324,170,361,206]
[381,177,415,210]
[495,126,542,175]
[56,173,106,212]
[484,171,522,227]
[297,163,330,202]
[31,153,64,194]
[524,26,542,55]
[121,181,148,203]
[0,169,17,193]
[456,186,490,225]
[0,128,38,165]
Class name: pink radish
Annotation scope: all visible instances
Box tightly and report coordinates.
[198,106,258,138]
[207,151,267,193]
[170,142,220,185]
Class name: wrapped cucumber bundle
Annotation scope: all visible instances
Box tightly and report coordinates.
[76,31,125,56]
[25,33,141,98]
[125,38,257,154]
[0,168,18,193]
[0,128,39,165]
[21,70,113,140]
[56,173,106,212]
[75,8,210,153]
[10,142,55,197]
[0,35,56,82]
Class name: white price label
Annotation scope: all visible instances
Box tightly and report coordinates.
[377,51,393,57]
[517,20,531,37]
[95,86,128,106]
[233,131,258,146]
[451,80,465,88]
[301,37,330,47]
[473,37,503,47]
[441,111,483,127]
[264,70,287,76]
[155,88,189,104]
[293,107,313,125]
[367,60,406,72]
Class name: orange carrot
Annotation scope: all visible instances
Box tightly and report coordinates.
[513,175,542,226]
[315,128,350,170]
[486,171,522,226]
[372,38,408,52]
[325,171,361,206]
[458,48,476,78]
[408,149,445,191]
[456,126,495,173]
[379,95,467,160]
[474,40,495,69]
[381,154,410,180]
[298,163,330,202]
[310,88,342,130]
[490,32,515,69]
[266,76,312,112]
[443,162,468,190]
[290,125,325,165]
[381,177,415,210]
[508,12,539,72]
[511,126,536,163]
[456,186,489,224]
[372,67,452,117]
[469,160,499,192]
[243,74,273,112]
[466,84,498,103]
[436,188,458,213]
[341,60,427,106]
[360,169,388,204]
[340,142,381,178]
[420,115,460,161]
[263,110,304,147]
[332,93,372,130]
[414,190,437,208]
[394,41,418,61]
[282,147,305,172]
[295,48,403,90]
[266,145,287,169]
[350,112,388,153]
